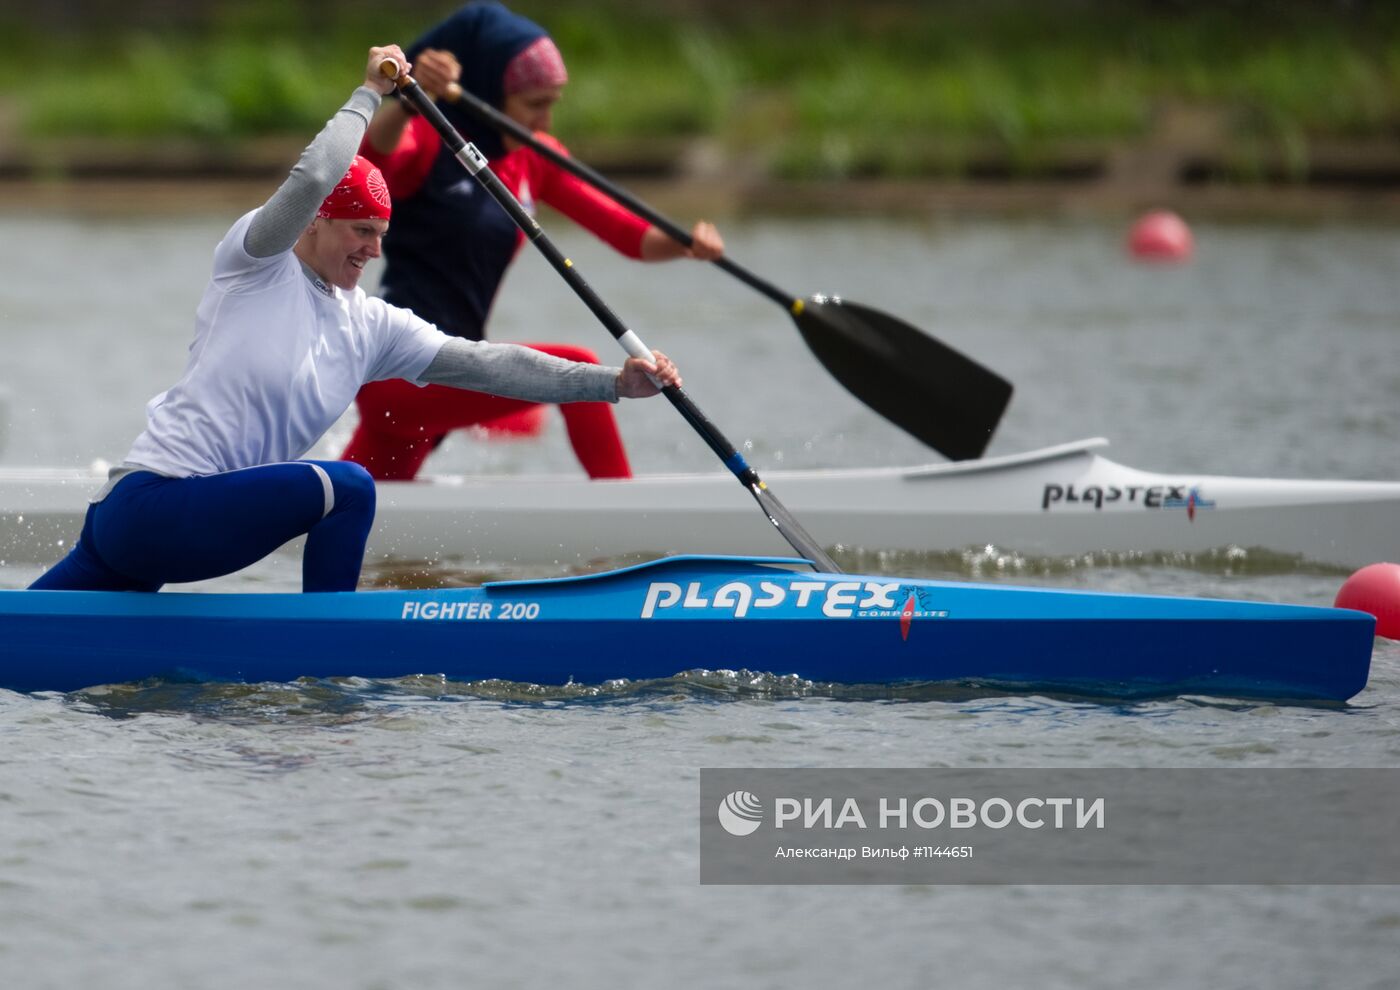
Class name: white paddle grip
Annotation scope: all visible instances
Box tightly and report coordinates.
[616,330,662,388]
[616,330,652,362]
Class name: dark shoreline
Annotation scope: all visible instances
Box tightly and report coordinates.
[6,123,1400,221]
[7,172,1399,223]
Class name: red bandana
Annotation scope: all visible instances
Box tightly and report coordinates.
[316,155,392,221]
[503,37,568,95]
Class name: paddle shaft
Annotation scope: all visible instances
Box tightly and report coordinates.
[444,84,797,310]
[387,68,840,572]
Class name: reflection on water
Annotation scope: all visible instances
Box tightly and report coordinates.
[72,677,380,724]
[68,666,1358,724]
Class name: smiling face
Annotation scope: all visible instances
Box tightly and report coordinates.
[501,85,563,150]
[294,217,388,291]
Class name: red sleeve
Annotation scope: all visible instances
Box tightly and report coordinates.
[359,114,440,201]
[530,134,649,259]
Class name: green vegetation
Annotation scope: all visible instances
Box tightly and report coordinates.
[4,1,1399,179]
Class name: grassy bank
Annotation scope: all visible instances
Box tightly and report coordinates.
[3,1,1398,181]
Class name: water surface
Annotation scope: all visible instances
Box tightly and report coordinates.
[2,211,1398,989]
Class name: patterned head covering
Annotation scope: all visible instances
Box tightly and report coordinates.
[317,155,392,220]
[503,36,568,94]
[409,1,560,158]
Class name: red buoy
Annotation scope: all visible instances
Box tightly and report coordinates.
[1128,210,1193,262]
[1335,563,1400,640]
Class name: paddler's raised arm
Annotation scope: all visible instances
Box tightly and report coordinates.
[364,48,461,156]
[244,45,409,259]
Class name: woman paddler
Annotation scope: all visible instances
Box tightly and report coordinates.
[339,1,723,482]
[29,44,680,594]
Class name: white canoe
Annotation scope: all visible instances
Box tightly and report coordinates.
[2,438,1397,570]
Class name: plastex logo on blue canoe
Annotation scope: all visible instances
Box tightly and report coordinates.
[640,579,950,625]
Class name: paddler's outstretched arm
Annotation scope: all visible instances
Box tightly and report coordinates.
[244,45,409,259]
[419,339,680,402]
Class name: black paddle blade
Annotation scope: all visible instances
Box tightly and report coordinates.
[792,297,1012,461]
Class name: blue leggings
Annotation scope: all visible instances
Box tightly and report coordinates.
[29,461,376,592]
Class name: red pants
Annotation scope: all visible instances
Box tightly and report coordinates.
[341,343,632,481]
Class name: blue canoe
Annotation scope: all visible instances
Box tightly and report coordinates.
[0,556,1375,700]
